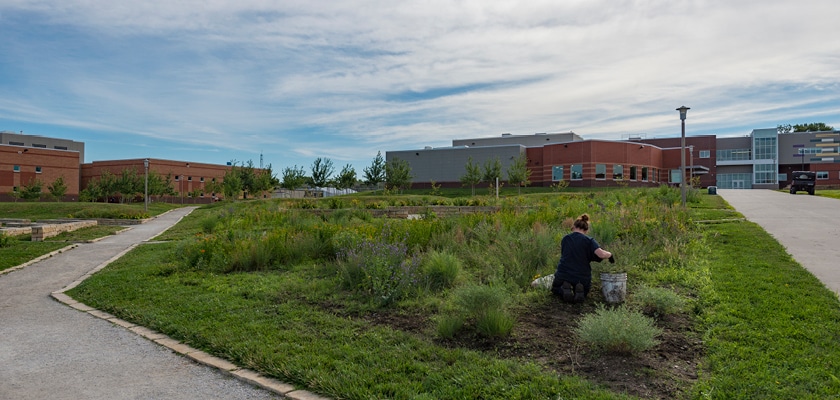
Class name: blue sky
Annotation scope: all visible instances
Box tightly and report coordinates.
[2,1,839,175]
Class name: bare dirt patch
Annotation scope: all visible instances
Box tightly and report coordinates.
[358,295,704,399]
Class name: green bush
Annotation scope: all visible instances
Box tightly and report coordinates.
[632,286,686,317]
[337,226,421,306]
[475,308,514,337]
[575,305,662,354]
[435,314,464,338]
[422,250,461,291]
[442,284,514,338]
[0,233,11,248]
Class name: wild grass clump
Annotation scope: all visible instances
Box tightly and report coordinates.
[632,286,686,318]
[438,284,514,338]
[575,305,662,355]
[422,250,461,292]
[0,233,11,248]
[337,226,421,307]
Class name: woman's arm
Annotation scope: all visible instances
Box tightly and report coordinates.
[595,248,612,260]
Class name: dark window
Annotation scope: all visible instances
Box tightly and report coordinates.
[9,141,24,146]
[33,143,47,148]
[54,146,68,150]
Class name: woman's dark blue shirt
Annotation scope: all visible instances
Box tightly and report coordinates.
[554,231,602,284]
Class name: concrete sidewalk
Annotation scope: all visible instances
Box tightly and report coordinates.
[0,207,323,400]
[716,189,840,297]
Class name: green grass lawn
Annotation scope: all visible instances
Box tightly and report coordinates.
[0,225,125,272]
[0,201,180,220]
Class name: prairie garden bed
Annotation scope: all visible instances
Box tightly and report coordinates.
[69,187,716,399]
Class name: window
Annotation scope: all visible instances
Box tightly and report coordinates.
[54,146,68,150]
[754,164,776,184]
[641,167,648,182]
[33,143,47,148]
[817,171,829,180]
[595,164,606,180]
[35,166,42,173]
[717,149,751,161]
[174,175,180,181]
[670,169,682,183]
[613,165,623,180]
[651,168,657,183]
[629,166,637,181]
[13,165,20,172]
[200,177,205,182]
[188,176,192,181]
[571,164,583,180]
[699,150,710,158]
[551,165,564,181]
[9,141,24,146]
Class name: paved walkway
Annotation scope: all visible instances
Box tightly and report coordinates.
[0,208,323,400]
[717,189,840,297]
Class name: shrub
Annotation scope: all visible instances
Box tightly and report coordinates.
[0,233,11,248]
[632,286,686,317]
[435,314,464,338]
[200,216,218,234]
[575,305,662,355]
[337,226,421,306]
[422,251,461,291]
[441,284,514,338]
[475,308,514,337]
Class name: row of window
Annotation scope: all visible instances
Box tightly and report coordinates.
[12,165,42,173]
[551,164,661,182]
[7,142,68,150]
[174,176,214,183]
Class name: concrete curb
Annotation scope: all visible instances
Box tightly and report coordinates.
[49,290,328,399]
[48,207,331,400]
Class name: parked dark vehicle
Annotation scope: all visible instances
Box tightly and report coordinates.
[790,171,816,195]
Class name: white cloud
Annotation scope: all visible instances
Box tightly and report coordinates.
[1,0,839,170]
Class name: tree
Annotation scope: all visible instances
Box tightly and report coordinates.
[506,154,531,195]
[793,122,834,132]
[239,160,257,199]
[482,157,503,184]
[363,151,386,188]
[385,158,412,193]
[116,168,143,203]
[310,157,335,187]
[281,165,308,191]
[335,164,357,190]
[47,176,68,202]
[777,124,792,134]
[20,178,43,201]
[223,163,242,201]
[460,156,482,196]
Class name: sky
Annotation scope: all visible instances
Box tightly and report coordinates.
[1,0,839,175]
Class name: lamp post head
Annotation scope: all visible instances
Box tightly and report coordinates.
[676,106,690,121]
[144,158,149,168]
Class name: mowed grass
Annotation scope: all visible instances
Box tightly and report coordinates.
[694,220,840,398]
[0,225,124,272]
[0,201,179,220]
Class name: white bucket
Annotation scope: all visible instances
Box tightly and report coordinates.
[600,272,627,303]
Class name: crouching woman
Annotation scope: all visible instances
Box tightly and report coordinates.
[551,214,612,303]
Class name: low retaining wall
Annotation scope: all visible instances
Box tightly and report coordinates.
[31,220,99,242]
[0,227,32,237]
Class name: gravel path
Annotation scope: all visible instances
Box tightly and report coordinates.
[0,207,282,400]
[716,189,840,297]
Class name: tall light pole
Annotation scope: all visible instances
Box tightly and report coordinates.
[144,159,149,212]
[676,106,690,207]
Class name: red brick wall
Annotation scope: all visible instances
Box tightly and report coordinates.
[0,146,81,198]
[81,159,234,198]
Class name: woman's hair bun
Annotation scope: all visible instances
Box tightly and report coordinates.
[579,214,590,222]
